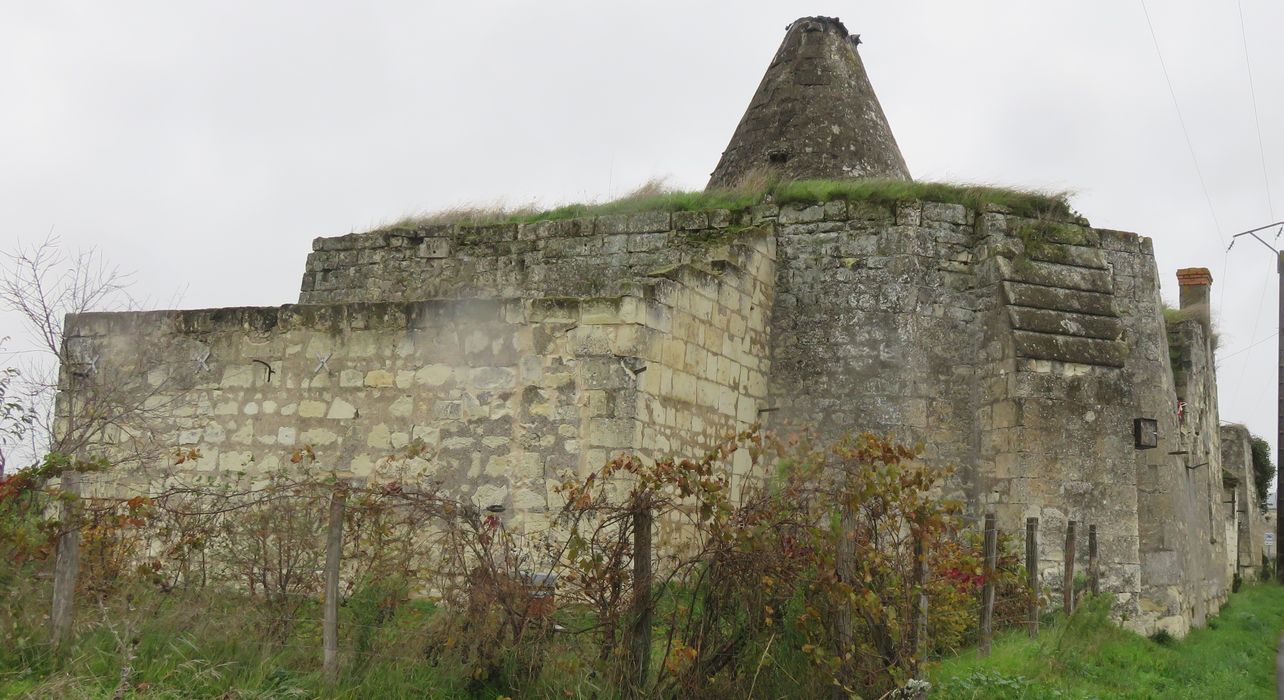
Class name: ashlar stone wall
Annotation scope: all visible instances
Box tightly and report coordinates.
[64,299,648,533]
[760,200,1233,636]
[300,210,758,305]
[1221,423,1266,578]
[65,222,778,542]
[63,196,1236,636]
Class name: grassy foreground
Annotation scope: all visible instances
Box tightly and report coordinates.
[929,583,1284,699]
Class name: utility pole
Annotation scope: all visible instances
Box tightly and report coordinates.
[1226,221,1284,582]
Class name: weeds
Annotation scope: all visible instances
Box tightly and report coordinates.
[0,430,1030,698]
[371,176,1073,233]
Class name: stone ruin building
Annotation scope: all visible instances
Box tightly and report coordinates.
[59,16,1266,637]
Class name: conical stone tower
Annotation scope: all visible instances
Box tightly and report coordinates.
[707,17,911,189]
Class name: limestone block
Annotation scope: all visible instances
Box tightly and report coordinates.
[673,211,709,230]
[895,202,922,226]
[336,369,361,388]
[1099,229,1140,253]
[823,200,848,221]
[233,419,258,443]
[470,367,516,391]
[203,422,228,444]
[298,400,327,418]
[598,211,671,235]
[511,488,545,513]
[417,239,450,258]
[1012,331,1126,368]
[327,398,357,420]
[364,369,395,388]
[1002,282,1116,317]
[415,364,453,387]
[347,332,379,358]
[670,372,697,404]
[580,299,622,325]
[220,366,255,388]
[366,423,392,449]
[997,257,1114,294]
[218,450,254,471]
[1008,308,1124,341]
[923,202,967,225]
[779,205,825,225]
[473,483,509,510]
[300,427,338,446]
[214,399,239,416]
[626,232,668,253]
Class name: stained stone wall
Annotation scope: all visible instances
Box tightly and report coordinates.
[299,211,758,305]
[1129,308,1227,635]
[65,226,778,538]
[1221,423,1266,578]
[63,299,649,533]
[63,198,1235,636]
[760,201,1232,635]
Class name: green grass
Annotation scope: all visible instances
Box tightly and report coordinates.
[771,179,1073,219]
[928,583,1284,699]
[373,177,1073,233]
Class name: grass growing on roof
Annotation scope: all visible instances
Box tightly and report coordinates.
[928,583,1284,699]
[371,177,1073,232]
[771,179,1073,219]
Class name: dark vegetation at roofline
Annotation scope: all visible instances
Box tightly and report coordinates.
[370,176,1075,234]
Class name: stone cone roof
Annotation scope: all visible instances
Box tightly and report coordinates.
[707,17,911,189]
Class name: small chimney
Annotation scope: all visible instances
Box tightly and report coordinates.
[1175,267,1213,331]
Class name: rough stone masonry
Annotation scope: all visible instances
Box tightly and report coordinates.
[58,16,1260,637]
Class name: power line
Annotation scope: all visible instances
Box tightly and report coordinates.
[1219,2,1281,418]
[1238,0,1275,220]
[1234,257,1274,399]
[1220,330,1278,362]
[1138,0,1226,246]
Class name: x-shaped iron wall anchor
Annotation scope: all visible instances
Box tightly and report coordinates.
[313,352,332,375]
[195,350,211,372]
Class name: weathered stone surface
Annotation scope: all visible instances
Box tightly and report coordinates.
[997,257,1114,294]
[1011,330,1127,367]
[66,196,1243,639]
[706,17,910,188]
[1023,242,1108,270]
[1003,282,1117,317]
[1008,308,1124,340]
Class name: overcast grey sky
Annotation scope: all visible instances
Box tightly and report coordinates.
[3,2,1283,467]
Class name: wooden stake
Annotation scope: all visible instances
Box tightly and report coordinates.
[628,501,653,697]
[50,470,81,649]
[1088,524,1099,597]
[833,505,857,698]
[323,485,346,683]
[979,513,997,657]
[1064,520,1077,615]
[910,534,928,677]
[1026,517,1039,638]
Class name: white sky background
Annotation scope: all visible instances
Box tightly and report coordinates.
[2,1,1283,485]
